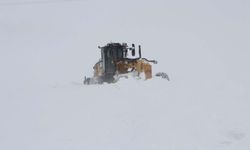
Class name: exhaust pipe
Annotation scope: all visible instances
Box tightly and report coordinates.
[138,45,141,58]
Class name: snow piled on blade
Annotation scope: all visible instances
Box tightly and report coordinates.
[0,0,250,150]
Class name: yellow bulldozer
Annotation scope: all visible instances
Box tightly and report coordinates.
[84,43,168,85]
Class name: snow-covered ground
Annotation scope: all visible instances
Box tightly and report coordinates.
[0,0,250,149]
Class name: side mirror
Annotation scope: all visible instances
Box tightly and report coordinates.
[132,49,135,56]
[131,44,135,56]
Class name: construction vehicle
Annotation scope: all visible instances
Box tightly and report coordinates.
[84,43,168,85]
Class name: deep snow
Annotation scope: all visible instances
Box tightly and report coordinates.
[0,0,250,150]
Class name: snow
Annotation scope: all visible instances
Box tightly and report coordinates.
[0,0,250,150]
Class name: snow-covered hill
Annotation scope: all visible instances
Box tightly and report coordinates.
[0,0,250,150]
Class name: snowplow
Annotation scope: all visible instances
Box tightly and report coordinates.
[84,43,168,85]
